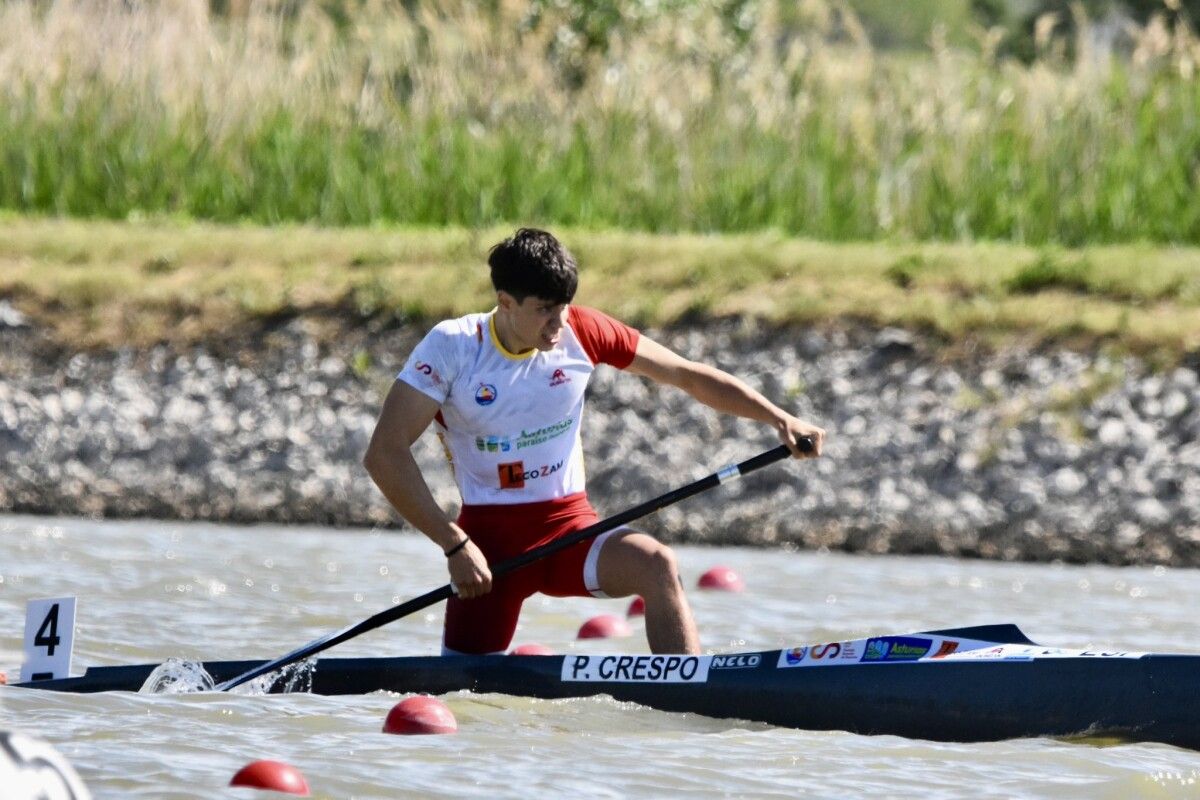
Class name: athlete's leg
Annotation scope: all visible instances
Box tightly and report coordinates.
[448,506,543,655]
[594,530,699,655]
[442,579,529,655]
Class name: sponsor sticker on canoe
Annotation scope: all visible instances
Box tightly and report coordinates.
[563,654,710,683]
[809,642,861,662]
[710,654,762,670]
[781,646,808,666]
[774,632,1149,669]
[862,636,932,662]
[936,645,1147,662]
[777,642,848,668]
[776,635,1003,668]
[931,640,960,658]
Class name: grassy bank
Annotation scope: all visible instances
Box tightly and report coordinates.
[1,1,1198,243]
[2,217,1197,358]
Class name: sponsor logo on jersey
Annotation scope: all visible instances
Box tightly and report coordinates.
[516,418,574,449]
[862,636,932,662]
[474,383,498,406]
[475,435,512,453]
[474,420,574,454]
[498,460,564,489]
[563,654,710,683]
[549,368,571,387]
[710,654,761,670]
[413,361,442,386]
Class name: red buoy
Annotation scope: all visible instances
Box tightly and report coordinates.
[577,614,632,640]
[382,696,458,735]
[698,566,745,592]
[626,596,645,617]
[0,671,7,685]
[509,643,555,655]
[229,760,310,795]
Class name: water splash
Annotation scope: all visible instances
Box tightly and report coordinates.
[228,659,317,696]
[139,658,215,694]
[138,657,317,695]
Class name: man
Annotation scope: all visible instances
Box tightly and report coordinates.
[364,228,824,656]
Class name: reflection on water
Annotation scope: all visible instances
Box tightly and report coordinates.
[3,514,1200,798]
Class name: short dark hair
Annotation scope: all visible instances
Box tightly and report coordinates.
[488,228,578,304]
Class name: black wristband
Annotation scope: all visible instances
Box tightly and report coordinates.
[444,538,470,558]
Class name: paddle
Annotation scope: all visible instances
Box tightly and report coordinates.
[215,437,812,691]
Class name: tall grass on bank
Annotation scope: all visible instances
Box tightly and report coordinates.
[1,0,1198,244]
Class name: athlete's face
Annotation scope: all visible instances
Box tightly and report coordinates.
[499,293,568,352]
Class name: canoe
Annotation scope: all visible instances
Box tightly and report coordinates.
[13,624,1199,750]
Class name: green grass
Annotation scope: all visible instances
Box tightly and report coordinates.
[0,2,1198,244]
[2,218,1197,359]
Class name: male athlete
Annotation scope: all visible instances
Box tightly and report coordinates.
[363,228,824,656]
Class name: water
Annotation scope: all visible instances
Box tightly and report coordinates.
[3,514,1200,798]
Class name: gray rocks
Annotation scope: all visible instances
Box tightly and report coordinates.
[1,318,1198,565]
[0,301,27,329]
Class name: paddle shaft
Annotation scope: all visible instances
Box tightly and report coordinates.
[216,439,810,690]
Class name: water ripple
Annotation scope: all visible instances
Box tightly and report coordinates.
[3,515,1200,798]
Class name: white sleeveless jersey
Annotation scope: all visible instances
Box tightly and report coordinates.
[397,306,640,506]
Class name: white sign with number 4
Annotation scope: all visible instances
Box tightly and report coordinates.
[21,597,77,682]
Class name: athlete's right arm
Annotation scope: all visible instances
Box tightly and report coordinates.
[362,380,493,598]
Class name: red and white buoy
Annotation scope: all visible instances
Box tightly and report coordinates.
[698,566,745,592]
[626,596,645,617]
[509,643,555,656]
[229,760,310,796]
[382,696,458,735]
[577,614,632,640]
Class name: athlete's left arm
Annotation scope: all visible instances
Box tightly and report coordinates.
[625,336,824,458]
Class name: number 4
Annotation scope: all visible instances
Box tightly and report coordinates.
[35,603,61,656]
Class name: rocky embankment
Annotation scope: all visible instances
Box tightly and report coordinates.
[2,301,1198,565]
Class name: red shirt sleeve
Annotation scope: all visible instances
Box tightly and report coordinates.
[568,306,640,368]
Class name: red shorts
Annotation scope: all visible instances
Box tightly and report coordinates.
[442,492,618,654]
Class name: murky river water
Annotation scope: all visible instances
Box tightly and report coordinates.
[3,513,1200,798]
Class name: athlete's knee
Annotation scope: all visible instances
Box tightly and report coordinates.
[641,542,681,589]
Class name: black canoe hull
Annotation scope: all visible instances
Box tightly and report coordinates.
[13,624,1200,750]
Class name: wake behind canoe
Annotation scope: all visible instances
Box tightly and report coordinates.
[13,624,1200,751]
